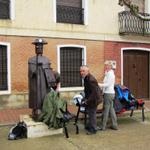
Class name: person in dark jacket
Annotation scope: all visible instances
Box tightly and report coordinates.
[80,65,102,135]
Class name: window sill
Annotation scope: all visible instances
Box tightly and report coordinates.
[60,87,84,92]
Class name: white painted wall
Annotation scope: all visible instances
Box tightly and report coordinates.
[0,0,122,38]
[145,0,150,13]
[0,0,149,43]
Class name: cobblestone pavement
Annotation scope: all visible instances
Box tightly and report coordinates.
[0,111,150,150]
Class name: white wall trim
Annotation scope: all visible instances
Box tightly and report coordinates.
[60,87,84,92]
[10,0,15,20]
[0,42,11,95]
[53,0,56,23]
[121,47,150,85]
[57,44,86,91]
[145,0,150,13]
[82,0,88,25]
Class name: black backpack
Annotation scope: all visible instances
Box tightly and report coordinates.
[8,122,27,140]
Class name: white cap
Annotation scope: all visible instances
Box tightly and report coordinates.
[104,60,113,66]
[104,60,116,69]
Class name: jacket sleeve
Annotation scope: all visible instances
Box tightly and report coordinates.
[99,72,114,88]
[85,78,100,106]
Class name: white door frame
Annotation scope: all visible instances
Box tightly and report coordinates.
[121,47,150,85]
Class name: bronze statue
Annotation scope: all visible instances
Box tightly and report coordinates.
[28,38,60,119]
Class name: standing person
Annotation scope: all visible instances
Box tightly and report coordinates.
[80,65,102,135]
[98,61,118,131]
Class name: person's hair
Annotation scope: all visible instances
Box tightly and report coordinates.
[80,65,89,69]
[104,61,113,68]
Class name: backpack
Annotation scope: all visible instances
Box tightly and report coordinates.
[73,93,85,112]
[8,122,27,140]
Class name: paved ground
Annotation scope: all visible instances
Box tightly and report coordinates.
[0,105,78,126]
[0,111,150,150]
[0,101,150,126]
[0,101,150,150]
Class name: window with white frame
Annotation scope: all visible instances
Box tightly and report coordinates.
[58,45,86,88]
[55,0,88,25]
[0,0,14,20]
[0,45,8,90]
[0,43,10,94]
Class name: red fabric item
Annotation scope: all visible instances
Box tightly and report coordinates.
[137,99,143,105]
[117,108,126,114]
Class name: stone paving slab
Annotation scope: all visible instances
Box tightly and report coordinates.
[0,111,150,150]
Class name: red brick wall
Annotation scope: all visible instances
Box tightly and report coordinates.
[104,41,150,84]
[0,36,104,93]
[1,35,150,94]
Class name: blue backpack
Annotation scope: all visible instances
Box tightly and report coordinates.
[114,85,137,111]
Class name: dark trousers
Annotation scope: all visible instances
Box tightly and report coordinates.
[86,106,97,130]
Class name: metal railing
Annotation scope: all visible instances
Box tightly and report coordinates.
[118,11,150,36]
[57,5,84,25]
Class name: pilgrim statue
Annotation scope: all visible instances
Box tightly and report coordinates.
[28,38,60,119]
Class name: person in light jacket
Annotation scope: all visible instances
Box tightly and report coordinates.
[98,61,118,130]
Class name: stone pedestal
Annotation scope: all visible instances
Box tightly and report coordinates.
[20,115,63,138]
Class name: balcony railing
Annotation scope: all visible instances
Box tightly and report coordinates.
[118,11,150,36]
[57,5,84,25]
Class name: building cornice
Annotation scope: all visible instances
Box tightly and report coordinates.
[0,28,150,44]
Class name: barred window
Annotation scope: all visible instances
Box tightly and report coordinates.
[60,47,83,87]
[0,45,8,90]
[0,0,10,19]
[56,0,84,24]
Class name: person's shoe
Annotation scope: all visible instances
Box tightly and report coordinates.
[86,130,96,135]
[110,126,118,130]
[85,126,90,131]
[86,128,97,135]
[97,126,105,131]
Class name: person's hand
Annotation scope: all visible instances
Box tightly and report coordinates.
[98,83,103,89]
[81,99,87,106]
[76,102,80,107]
[98,83,102,87]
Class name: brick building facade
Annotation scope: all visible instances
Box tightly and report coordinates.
[0,0,150,109]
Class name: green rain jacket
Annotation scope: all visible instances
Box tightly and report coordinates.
[38,91,67,129]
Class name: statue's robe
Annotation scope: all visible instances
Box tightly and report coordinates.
[28,55,56,110]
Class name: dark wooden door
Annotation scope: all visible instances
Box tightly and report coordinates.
[123,50,149,98]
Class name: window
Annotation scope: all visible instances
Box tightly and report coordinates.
[56,0,84,24]
[0,0,14,20]
[0,45,8,90]
[0,0,10,19]
[0,43,10,94]
[58,45,86,88]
